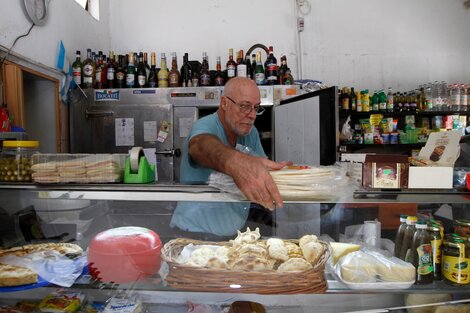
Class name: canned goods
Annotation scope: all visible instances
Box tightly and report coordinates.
[442,235,470,286]
[0,141,39,183]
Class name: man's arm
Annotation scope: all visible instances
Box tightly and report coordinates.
[189,134,287,210]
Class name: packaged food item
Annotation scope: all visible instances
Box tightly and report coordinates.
[335,249,415,289]
[38,290,85,313]
[102,297,142,313]
[0,141,39,182]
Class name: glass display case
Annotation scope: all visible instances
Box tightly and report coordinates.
[0,184,470,312]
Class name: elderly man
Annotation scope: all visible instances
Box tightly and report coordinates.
[170,77,289,238]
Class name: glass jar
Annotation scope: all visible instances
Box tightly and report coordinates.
[454,219,470,239]
[0,141,39,182]
[442,235,470,286]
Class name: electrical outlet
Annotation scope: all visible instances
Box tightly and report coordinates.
[297,17,304,32]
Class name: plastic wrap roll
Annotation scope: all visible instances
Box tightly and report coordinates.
[129,147,144,173]
[363,220,381,248]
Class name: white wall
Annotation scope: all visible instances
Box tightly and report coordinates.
[0,0,109,71]
[302,0,470,91]
[1,0,469,92]
[108,0,298,76]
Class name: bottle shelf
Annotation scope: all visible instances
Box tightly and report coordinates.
[340,110,470,118]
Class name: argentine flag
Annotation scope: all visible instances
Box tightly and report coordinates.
[56,40,73,101]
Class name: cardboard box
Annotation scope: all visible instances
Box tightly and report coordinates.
[408,166,453,189]
[362,154,409,189]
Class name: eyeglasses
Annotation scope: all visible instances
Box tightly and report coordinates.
[225,96,265,116]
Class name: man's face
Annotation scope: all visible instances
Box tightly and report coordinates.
[223,91,262,136]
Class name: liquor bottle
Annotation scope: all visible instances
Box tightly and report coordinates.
[236,50,247,78]
[340,87,350,111]
[169,52,181,87]
[126,52,136,88]
[133,53,139,87]
[147,52,157,88]
[100,53,107,88]
[180,53,192,87]
[251,54,256,78]
[82,48,95,89]
[94,51,104,89]
[280,56,294,85]
[349,87,356,111]
[226,48,236,81]
[278,55,287,84]
[254,51,265,86]
[399,215,417,261]
[136,52,147,88]
[191,65,199,87]
[157,53,169,88]
[72,50,82,87]
[199,52,211,86]
[214,56,224,86]
[245,54,253,79]
[115,55,126,88]
[143,52,151,82]
[265,46,279,85]
[106,51,115,88]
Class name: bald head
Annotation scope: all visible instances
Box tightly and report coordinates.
[224,77,260,100]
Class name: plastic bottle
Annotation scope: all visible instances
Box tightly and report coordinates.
[459,84,467,112]
[394,214,408,257]
[362,90,370,112]
[409,221,434,284]
[371,91,379,112]
[432,81,442,112]
[399,215,418,261]
[386,87,394,112]
[378,89,387,112]
[424,86,433,112]
[450,84,461,111]
[440,81,449,110]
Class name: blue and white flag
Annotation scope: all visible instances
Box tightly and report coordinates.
[56,40,74,101]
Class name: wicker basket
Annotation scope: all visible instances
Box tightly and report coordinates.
[162,238,330,294]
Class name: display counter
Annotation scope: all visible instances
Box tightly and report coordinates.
[0,184,470,312]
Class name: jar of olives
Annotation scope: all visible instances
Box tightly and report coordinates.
[0,141,39,183]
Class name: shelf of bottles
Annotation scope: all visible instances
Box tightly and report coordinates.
[339,83,469,148]
[71,47,295,90]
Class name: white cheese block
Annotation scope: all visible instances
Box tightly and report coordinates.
[329,242,361,264]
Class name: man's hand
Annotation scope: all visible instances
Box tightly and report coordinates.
[189,134,289,209]
[227,153,288,210]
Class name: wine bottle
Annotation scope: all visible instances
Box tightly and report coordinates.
[126,52,136,88]
[72,50,82,87]
[147,52,157,88]
[137,52,147,88]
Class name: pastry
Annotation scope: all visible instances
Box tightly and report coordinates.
[285,242,303,258]
[231,227,261,247]
[301,241,324,263]
[0,263,38,287]
[277,257,312,272]
[299,234,318,248]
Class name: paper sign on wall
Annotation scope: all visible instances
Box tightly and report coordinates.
[144,121,157,142]
[179,117,193,138]
[115,118,134,146]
